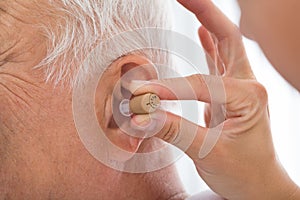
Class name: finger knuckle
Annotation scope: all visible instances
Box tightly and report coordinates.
[188,74,207,98]
[250,81,268,105]
[163,121,180,143]
[189,74,203,85]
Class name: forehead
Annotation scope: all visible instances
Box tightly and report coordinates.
[0,1,48,65]
[0,0,38,20]
[0,8,18,61]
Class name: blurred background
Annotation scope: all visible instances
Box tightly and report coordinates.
[170,0,300,195]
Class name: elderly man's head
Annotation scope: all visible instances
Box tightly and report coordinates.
[0,1,186,199]
[0,0,171,84]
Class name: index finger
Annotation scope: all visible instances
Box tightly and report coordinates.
[127,74,226,104]
[177,0,239,40]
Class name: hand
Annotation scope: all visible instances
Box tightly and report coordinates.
[129,0,299,199]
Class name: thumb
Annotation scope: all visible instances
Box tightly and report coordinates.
[132,110,221,160]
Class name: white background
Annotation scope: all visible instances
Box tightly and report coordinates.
[171,0,300,195]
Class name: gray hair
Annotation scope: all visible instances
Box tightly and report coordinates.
[36,0,173,86]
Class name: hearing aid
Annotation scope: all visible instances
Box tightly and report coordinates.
[119,93,161,116]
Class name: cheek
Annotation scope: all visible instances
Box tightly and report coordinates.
[95,72,119,128]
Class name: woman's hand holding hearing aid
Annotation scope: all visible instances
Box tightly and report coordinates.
[129,0,300,199]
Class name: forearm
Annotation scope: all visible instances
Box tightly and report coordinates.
[247,160,299,200]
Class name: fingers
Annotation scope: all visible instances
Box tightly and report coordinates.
[198,26,217,75]
[129,75,226,104]
[198,27,227,128]
[204,104,212,127]
[198,26,224,75]
[177,0,239,41]
[132,110,209,160]
[130,75,228,105]
[199,26,216,59]
[178,0,254,79]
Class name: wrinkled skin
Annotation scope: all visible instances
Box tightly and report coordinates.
[0,1,187,199]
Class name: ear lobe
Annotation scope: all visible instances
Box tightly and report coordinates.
[95,54,157,159]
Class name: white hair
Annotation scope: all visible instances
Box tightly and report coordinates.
[36,0,173,86]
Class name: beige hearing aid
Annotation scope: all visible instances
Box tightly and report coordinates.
[129,93,160,114]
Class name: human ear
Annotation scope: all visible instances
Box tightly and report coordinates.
[94,54,158,157]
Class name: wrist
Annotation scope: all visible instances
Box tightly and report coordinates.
[252,160,298,200]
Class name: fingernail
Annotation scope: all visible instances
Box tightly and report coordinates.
[128,80,151,93]
[149,111,166,121]
[133,115,151,126]
[131,115,158,134]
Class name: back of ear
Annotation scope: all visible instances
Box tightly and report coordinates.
[94,54,158,160]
